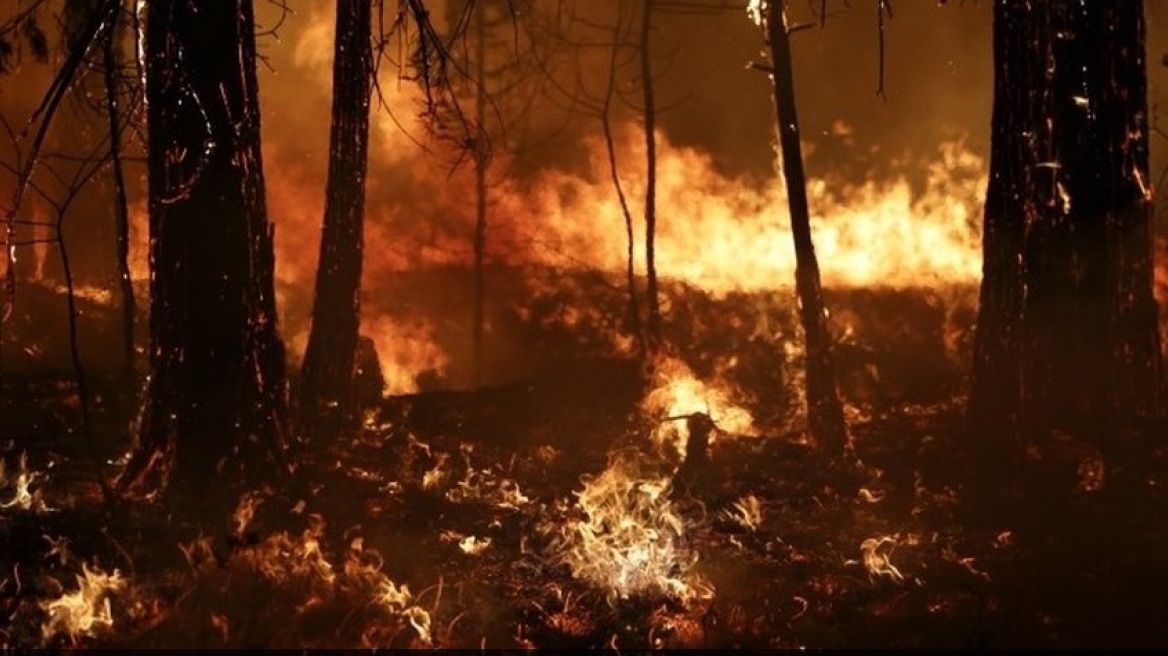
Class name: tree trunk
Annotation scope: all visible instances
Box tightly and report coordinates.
[763,1,848,455]
[472,0,488,388]
[298,0,374,440]
[121,0,288,501]
[970,1,1163,465]
[602,5,643,355]
[103,10,135,381]
[640,0,661,350]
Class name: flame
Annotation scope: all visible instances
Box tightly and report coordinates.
[177,517,432,646]
[858,535,905,583]
[747,0,765,27]
[341,539,432,647]
[258,11,989,394]
[422,443,532,509]
[441,531,492,556]
[363,315,449,396]
[551,448,711,603]
[1,451,51,512]
[642,356,756,459]
[486,131,986,294]
[231,490,264,538]
[719,495,764,532]
[41,563,127,643]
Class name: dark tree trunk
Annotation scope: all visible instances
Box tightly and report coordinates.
[298,0,374,439]
[103,11,135,381]
[601,6,643,355]
[121,0,288,500]
[640,0,661,350]
[970,1,1163,465]
[763,1,848,455]
[472,0,488,388]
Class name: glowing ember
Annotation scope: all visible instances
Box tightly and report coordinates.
[551,449,711,603]
[41,563,126,643]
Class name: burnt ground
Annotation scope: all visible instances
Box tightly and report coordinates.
[1,266,1167,649]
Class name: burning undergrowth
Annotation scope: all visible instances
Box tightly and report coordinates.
[3,269,1166,648]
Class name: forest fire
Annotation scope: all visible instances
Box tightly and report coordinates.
[4,0,1168,650]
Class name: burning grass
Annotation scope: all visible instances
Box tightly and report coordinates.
[2,273,1167,649]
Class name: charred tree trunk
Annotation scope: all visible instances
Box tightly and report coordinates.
[298,0,374,439]
[640,0,661,350]
[120,0,288,501]
[970,2,1163,468]
[102,10,135,381]
[763,1,848,455]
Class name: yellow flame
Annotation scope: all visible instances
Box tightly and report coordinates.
[719,495,763,532]
[231,490,264,538]
[642,356,755,459]
[552,449,710,603]
[859,535,904,583]
[41,563,126,643]
[747,0,765,26]
[1,451,51,512]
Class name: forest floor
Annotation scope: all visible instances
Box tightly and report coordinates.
[2,268,1167,649]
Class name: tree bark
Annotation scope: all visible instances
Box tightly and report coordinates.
[121,0,288,500]
[103,9,135,381]
[298,0,374,440]
[640,0,661,350]
[970,1,1163,463]
[472,0,488,388]
[764,0,848,455]
[602,6,643,356]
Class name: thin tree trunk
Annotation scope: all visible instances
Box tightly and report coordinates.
[640,0,661,350]
[298,0,374,439]
[764,0,848,455]
[472,0,488,388]
[103,8,135,381]
[121,0,287,501]
[603,4,643,355]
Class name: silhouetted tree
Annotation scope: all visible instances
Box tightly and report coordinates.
[120,0,288,501]
[298,0,374,440]
[970,1,1163,471]
[758,0,848,455]
[100,1,135,380]
[640,0,661,349]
